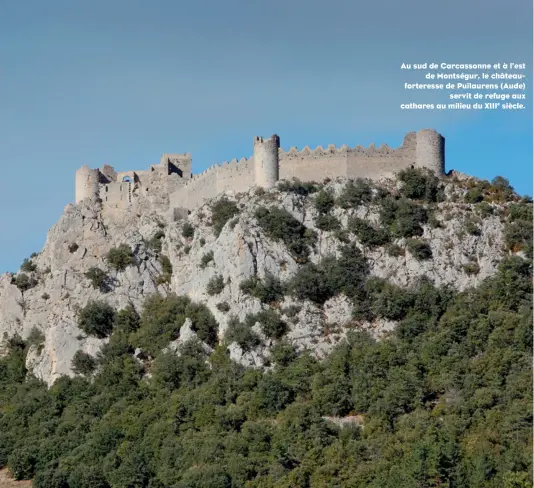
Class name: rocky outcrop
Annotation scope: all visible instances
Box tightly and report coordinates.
[0,176,511,385]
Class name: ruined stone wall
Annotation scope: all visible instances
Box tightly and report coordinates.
[99,180,131,208]
[76,129,445,213]
[169,157,255,209]
[170,165,219,209]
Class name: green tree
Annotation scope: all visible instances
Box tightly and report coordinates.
[78,300,116,338]
[106,244,134,271]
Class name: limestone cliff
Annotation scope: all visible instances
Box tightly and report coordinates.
[0,171,523,386]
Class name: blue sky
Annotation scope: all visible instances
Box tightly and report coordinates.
[0,0,532,273]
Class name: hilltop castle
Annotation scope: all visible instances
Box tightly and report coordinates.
[75,129,445,214]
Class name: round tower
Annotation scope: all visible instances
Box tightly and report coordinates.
[415,129,445,175]
[254,135,280,188]
[75,165,100,203]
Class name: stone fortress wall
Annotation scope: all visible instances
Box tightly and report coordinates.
[75,129,445,214]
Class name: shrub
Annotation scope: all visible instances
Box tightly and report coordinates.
[465,218,482,236]
[41,293,50,300]
[211,197,239,236]
[71,350,97,375]
[349,217,390,247]
[27,327,45,348]
[184,245,191,255]
[68,243,79,253]
[78,300,116,338]
[427,214,442,228]
[132,294,219,354]
[334,229,350,243]
[200,251,214,269]
[199,238,206,247]
[85,267,109,291]
[159,255,173,276]
[314,189,336,215]
[314,214,341,231]
[380,198,428,238]
[13,273,38,292]
[277,178,318,196]
[464,187,484,204]
[20,258,37,273]
[183,302,219,347]
[216,302,230,313]
[385,243,405,257]
[406,239,433,260]
[270,341,298,366]
[336,179,373,208]
[148,230,165,253]
[182,222,195,238]
[504,220,533,256]
[397,167,441,202]
[156,273,171,285]
[508,202,533,222]
[8,446,37,480]
[206,275,225,295]
[288,262,331,305]
[239,276,257,296]
[488,176,515,202]
[246,309,287,340]
[152,340,211,391]
[225,315,261,352]
[326,244,370,297]
[475,201,494,217]
[367,279,414,320]
[255,206,316,261]
[239,273,285,304]
[115,304,141,333]
[106,244,134,271]
[289,244,369,305]
[463,262,480,275]
[281,305,301,318]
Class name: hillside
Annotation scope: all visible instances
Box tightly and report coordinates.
[0,169,532,487]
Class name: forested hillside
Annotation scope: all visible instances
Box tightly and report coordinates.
[0,170,532,487]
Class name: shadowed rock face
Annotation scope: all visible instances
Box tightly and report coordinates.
[0,172,510,386]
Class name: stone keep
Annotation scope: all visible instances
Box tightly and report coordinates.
[75,128,446,211]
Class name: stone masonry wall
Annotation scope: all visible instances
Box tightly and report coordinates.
[170,158,255,209]
[76,129,444,213]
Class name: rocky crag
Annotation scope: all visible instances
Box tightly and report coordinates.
[0,170,529,385]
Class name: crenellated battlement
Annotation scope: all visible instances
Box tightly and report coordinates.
[75,129,445,214]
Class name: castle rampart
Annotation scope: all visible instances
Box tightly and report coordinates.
[75,129,445,215]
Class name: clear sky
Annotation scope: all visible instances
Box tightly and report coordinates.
[0,0,532,273]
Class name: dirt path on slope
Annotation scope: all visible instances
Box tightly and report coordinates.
[0,469,32,487]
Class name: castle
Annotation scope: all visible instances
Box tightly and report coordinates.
[75,128,445,214]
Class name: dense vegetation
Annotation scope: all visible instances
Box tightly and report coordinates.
[254,206,317,262]
[211,198,240,237]
[0,170,531,487]
[0,255,531,487]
